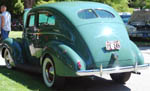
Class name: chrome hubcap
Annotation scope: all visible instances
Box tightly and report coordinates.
[43,58,55,87]
[4,49,13,69]
[45,62,54,83]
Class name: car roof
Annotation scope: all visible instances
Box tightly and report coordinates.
[37,1,112,11]
[31,1,122,26]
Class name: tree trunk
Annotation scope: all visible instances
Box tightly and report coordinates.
[24,0,35,9]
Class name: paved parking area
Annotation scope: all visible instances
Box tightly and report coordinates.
[140,47,150,63]
[0,52,5,66]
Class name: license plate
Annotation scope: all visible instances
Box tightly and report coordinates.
[106,40,120,50]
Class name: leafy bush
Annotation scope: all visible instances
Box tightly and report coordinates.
[35,0,55,6]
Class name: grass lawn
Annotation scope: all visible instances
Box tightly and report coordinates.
[9,31,23,38]
[1,31,55,91]
[0,68,55,91]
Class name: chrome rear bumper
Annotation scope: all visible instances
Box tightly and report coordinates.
[76,63,150,76]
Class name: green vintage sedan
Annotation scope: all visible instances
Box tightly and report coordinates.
[1,1,149,88]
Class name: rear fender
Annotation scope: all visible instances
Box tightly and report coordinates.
[130,41,144,65]
[40,42,86,76]
[2,38,24,64]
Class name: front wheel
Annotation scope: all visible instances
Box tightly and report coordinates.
[42,56,65,88]
[110,72,131,84]
[4,48,15,69]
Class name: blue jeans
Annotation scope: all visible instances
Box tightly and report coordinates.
[1,28,9,40]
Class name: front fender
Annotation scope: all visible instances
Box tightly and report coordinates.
[2,38,23,64]
[41,42,86,77]
[130,40,144,65]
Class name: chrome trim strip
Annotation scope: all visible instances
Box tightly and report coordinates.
[76,63,150,76]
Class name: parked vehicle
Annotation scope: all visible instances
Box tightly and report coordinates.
[128,9,150,38]
[119,13,137,34]
[1,2,149,88]
[0,14,1,41]
[119,12,131,24]
[11,19,23,31]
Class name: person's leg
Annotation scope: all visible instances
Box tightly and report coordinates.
[1,28,5,40]
[5,31,9,38]
[1,28,9,40]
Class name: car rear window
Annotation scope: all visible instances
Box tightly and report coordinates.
[95,9,115,18]
[78,9,97,19]
[78,9,115,19]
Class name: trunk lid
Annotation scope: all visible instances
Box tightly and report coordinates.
[77,22,135,68]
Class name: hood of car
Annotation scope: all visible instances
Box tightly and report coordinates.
[129,10,150,27]
[77,22,135,68]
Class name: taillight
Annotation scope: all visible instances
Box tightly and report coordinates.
[77,61,82,69]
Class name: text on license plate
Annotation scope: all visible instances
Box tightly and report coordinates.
[106,40,120,50]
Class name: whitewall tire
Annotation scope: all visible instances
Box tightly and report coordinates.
[42,56,65,88]
[4,48,15,69]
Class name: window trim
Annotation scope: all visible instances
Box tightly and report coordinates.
[94,9,115,18]
[37,11,55,27]
[78,9,98,19]
[26,13,36,28]
[78,8,115,19]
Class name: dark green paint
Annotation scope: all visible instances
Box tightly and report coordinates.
[2,1,144,77]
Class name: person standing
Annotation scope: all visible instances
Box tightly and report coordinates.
[0,14,1,41]
[1,5,11,40]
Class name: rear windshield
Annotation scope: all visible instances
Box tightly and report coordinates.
[78,9,97,19]
[78,9,115,19]
[95,9,115,18]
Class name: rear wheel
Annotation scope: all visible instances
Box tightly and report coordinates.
[4,48,15,69]
[42,56,65,88]
[110,72,131,84]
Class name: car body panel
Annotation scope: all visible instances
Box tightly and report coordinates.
[2,1,149,77]
[2,38,24,64]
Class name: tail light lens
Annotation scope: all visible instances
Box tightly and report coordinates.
[77,61,82,69]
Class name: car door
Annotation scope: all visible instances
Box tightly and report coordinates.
[36,10,73,47]
[23,12,41,65]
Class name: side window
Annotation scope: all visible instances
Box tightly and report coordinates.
[38,12,55,26]
[56,16,73,39]
[28,14,35,27]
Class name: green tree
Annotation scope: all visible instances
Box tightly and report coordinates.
[81,0,133,12]
[145,0,150,8]
[35,0,55,6]
[14,0,24,15]
[129,0,147,9]
[0,0,24,17]
[24,0,35,8]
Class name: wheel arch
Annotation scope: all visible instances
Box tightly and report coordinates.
[40,52,54,66]
[1,38,24,64]
[40,43,86,77]
[1,47,6,58]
